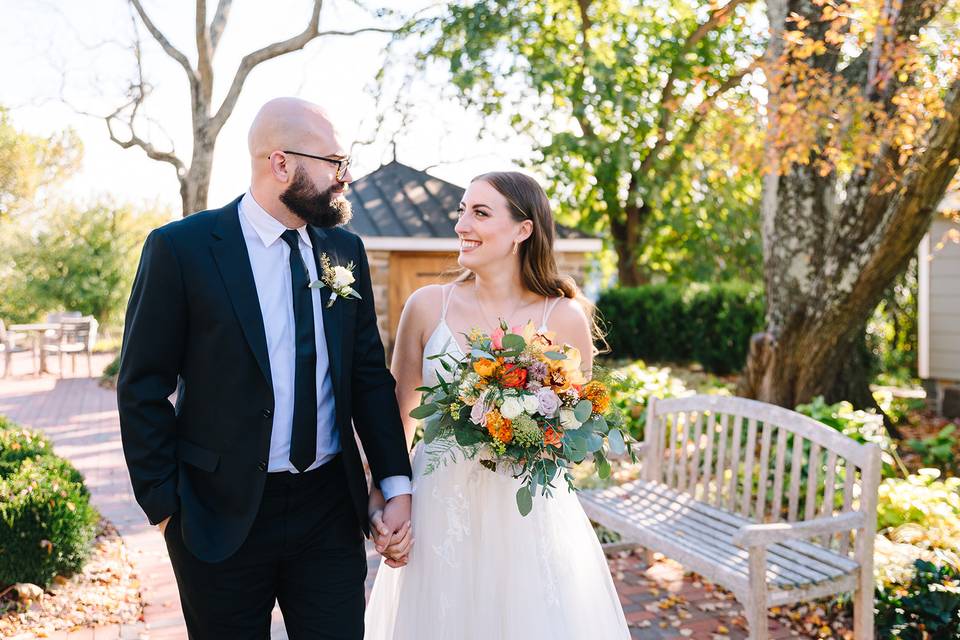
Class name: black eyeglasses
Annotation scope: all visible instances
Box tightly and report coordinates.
[275,150,351,181]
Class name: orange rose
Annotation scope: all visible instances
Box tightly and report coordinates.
[543,426,563,448]
[501,363,528,388]
[473,358,497,378]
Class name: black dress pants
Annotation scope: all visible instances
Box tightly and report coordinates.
[164,455,367,640]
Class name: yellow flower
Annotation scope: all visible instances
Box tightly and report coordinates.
[473,358,497,378]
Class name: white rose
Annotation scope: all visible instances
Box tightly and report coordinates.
[500,396,524,420]
[559,408,582,430]
[332,265,355,287]
[522,394,540,415]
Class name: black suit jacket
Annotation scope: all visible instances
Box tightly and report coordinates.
[117,196,412,563]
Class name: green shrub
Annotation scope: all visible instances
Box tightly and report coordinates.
[908,424,958,473]
[598,281,764,375]
[0,456,98,588]
[100,353,121,385]
[0,419,98,588]
[876,470,960,542]
[0,422,57,479]
[609,362,695,441]
[875,559,960,638]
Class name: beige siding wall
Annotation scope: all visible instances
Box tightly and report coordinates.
[926,218,960,380]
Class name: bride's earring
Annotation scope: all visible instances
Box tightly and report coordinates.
[512,240,520,256]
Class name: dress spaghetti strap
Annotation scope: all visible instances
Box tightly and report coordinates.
[540,296,563,330]
[439,284,455,322]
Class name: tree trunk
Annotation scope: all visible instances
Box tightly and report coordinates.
[179,138,215,215]
[610,202,649,287]
[741,0,960,421]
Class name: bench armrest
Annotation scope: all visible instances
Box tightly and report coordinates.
[732,511,866,548]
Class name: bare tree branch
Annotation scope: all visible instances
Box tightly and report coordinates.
[128,0,196,82]
[196,0,214,105]
[209,0,233,53]
[207,0,324,137]
[95,22,187,177]
[318,26,408,37]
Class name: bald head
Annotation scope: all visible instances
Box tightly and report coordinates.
[247,97,353,229]
[248,97,340,160]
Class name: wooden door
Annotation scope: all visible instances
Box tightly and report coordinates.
[388,252,460,349]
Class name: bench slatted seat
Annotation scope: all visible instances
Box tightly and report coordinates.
[580,395,881,640]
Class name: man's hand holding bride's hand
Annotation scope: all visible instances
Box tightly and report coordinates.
[372,494,413,568]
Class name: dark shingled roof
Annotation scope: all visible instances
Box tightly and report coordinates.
[344,161,590,239]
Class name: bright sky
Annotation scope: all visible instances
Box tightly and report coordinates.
[2,0,531,214]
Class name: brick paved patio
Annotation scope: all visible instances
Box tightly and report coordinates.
[0,351,796,639]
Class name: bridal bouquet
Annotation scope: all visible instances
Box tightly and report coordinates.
[410,321,634,516]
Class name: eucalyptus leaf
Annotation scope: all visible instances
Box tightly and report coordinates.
[471,349,496,360]
[423,417,442,443]
[595,450,611,480]
[574,399,593,423]
[543,351,566,360]
[608,428,626,455]
[516,484,533,516]
[502,334,526,351]
[410,403,439,419]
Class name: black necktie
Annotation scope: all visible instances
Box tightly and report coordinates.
[280,229,317,472]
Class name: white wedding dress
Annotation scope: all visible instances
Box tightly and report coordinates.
[364,286,630,639]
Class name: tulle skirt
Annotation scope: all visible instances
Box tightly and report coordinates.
[364,440,630,639]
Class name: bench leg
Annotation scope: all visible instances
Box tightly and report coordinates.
[853,566,875,640]
[745,546,769,640]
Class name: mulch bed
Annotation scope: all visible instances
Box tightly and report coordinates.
[0,520,143,638]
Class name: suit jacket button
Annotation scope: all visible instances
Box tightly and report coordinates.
[257,461,267,472]
[262,408,272,418]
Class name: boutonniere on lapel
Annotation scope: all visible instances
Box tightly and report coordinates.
[309,253,361,308]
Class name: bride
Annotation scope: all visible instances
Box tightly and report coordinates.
[364,171,630,639]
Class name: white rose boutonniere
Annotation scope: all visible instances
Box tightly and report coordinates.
[309,253,362,308]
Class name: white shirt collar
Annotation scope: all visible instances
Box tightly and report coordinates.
[239,190,313,249]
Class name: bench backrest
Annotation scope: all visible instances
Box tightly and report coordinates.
[645,395,881,555]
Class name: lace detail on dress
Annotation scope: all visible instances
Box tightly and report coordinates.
[430,481,471,569]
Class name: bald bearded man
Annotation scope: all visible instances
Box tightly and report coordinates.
[117,98,413,639]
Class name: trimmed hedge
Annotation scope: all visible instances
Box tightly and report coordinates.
[0,417,98,588]
[598,281,764,375]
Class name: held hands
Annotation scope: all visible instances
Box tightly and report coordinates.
[370,494,413,568]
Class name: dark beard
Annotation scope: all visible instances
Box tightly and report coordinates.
[279,165,353,228]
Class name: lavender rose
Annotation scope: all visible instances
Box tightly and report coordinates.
[536,387,561,418]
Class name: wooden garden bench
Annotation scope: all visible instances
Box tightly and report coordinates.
[580,395,881,640]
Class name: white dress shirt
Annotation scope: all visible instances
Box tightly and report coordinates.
[238,192,410,500]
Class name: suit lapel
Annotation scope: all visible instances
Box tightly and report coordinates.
[210,199,273,387]
[307,225,343,399]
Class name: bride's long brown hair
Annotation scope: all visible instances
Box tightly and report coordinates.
[454,171,606,351]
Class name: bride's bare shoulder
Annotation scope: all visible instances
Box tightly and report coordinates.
[400,285,449,332]
[549,296,590,328]
[405,284,446,312]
